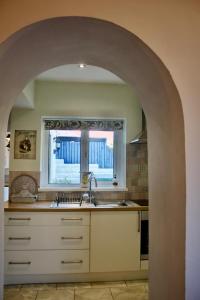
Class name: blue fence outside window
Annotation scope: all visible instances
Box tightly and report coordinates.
[55,137,113,168]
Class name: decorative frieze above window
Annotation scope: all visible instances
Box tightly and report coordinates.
[44,119,124,131]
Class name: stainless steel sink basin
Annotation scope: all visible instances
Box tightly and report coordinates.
[93,200,139,208]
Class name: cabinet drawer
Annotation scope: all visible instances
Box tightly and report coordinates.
[5,226,89,250]
[5,250,89,275]
[5,212,90,226]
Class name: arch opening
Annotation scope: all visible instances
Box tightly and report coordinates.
[0,17,185,300]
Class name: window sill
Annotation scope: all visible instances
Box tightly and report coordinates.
[38,187,128,192]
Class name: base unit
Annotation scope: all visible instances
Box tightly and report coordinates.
[90,211,140,272]
[5,250,89,275]
[4,210,148,285]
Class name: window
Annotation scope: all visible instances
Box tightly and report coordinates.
[41,118,125,188]
[49,130,81,185]
[89,130,114,182]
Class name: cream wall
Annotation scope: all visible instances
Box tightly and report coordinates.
[15,81,35,109]
[9,80,141,172]
[23,81,35,108]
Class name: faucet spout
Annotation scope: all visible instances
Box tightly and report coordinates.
[88,172,97,203]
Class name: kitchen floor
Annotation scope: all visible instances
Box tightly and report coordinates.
[4,280,148,299]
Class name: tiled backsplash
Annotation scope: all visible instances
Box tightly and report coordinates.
[126,143,148,200]
[9,144,148,201]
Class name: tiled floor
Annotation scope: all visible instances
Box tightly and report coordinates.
[4,280,148,300]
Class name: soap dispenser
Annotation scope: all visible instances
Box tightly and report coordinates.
[112,175,118,187]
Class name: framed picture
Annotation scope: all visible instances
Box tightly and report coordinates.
[14,130,37,159]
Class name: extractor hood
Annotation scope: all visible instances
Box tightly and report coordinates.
[130,111,147,144]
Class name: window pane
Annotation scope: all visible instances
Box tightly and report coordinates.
[49,130,81,184]
[89,131,114,182]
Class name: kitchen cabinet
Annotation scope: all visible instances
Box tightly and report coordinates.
[4,212,90,278]
[4,209,145,283]
[90,211,140,272]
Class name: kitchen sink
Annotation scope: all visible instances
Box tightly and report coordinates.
[93,200,139,208]
[50,199,143,208]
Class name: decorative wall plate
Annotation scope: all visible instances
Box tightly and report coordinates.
[10,174,38,203]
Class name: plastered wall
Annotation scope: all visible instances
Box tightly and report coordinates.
[9,80,142,172]
[0,4,196,298]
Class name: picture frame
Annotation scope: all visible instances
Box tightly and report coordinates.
[14,130,37,159]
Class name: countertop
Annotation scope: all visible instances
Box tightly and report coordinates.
[4,200,148,212]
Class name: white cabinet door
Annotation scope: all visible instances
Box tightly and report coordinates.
[90,211,140,272]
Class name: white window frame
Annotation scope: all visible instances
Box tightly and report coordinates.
[40,117,126,189]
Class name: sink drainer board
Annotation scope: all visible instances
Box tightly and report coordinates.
[54,192,82,206]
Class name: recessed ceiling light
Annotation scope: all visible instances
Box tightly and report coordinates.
[79,63,87,69]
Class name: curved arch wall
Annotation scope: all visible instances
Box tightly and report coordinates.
[0,16,186,300]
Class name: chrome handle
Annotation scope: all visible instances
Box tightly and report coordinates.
[9,261,31,265]
[61,236,83,240]
[8,218,31,221]
[61,260,83,264]
[138,211,141,232]
[61,218,83,221]
[8,237,31,240]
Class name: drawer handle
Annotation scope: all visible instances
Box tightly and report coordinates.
[8,237,31,240]
[61,218,83,221]
[61,260,83,264]
[9,261,31,265]
[61,236,83,240]
[8,218,31,221]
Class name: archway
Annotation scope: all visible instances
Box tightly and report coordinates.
[0,17,185,299]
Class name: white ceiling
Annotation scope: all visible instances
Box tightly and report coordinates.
[36,64,125,84]
[14,65,125,109]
